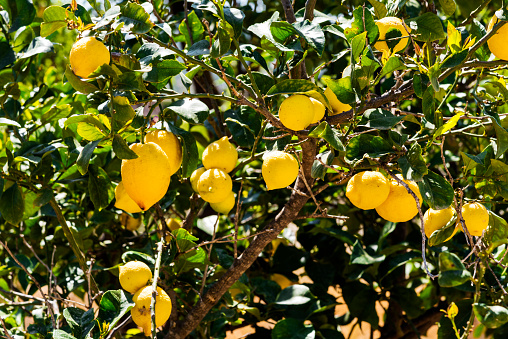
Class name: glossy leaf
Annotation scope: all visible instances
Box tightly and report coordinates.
[473,304,508,329]
[0,183,24,225]
[275,285,314,305]
[417,171,454,210]
[118,2,154,34]
[408,12,446,42]
[97,290,135,331]
[272,318,315,339]
[308,122,344,151]
[166,98,209,124]
[112,134,138,160]
[398,142,428,182]
[345,134,393,166]
[88,165,114,211]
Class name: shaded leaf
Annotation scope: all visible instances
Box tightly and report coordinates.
[88,165,114,211]
[272,318,315,339]
[97,290,135,330]
[398,142,428,182]
[166,98,209,124]
[417,171,454,210]
[0,183,24,225]
[118,2,153,34]
[345,134,393,166]
[408,12,446,42]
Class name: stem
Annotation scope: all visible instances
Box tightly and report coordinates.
[150,237,164,339]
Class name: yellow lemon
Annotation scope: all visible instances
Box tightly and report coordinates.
[118,261,152,294]
[144,130,182,176]
[278,95,314,131]
[115,181,142,214]
[131,286,172,336]
[373,17,411,55]
[190,167,206,192]
[487,14,508,60]
[210,191,235,214]
[309,97,325,124]
[423,206,456,238]
[202,136,238,173]
[324,87,352,116]
[262,151,299,190]
[120,213,142,231]
[461,202,489,236]
[375,174,423,223]
[166,218,182,231]
[346,171,390,210]
[197,168,233,203]
[69,37,110,78]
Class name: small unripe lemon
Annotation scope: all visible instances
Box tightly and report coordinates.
[190,167,206,192]
[144,129,182,176]
[131,286,172,336]
[375,174,422,223]
[346,171,390,210]
[120,213,142,231]
[210,191,235,214]
[69,37,110,78]
[373,17,411,55]
[423,206,456,238]
[119,261,152,294]
[278,95,314,131]
[202,136,238,173]
[114,181,142,214]
[324,87,351,116]
[309,97,325,124]
[197,168,233,203]
[262,151,299,190]
[487,14,508,60]
[461,202,489,236]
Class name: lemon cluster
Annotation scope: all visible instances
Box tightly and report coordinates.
[190,137,238,214]
[118,261,172,336]
[114,130,182,213]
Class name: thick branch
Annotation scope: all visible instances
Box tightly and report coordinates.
[304,0,317,21]
[280,0,297,23]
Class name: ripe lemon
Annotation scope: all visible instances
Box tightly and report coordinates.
[461,202,489,236]
[346,171,390,210]
[202,136,238,173]
[119,261,152,294]
[487,14,508,60]
[197,168,233,203]
[166,218,182,231]
[114,181,142,214]
[423,206,456,239]
[262,151,299,190]
[190,167,206,192]
[121,142,171,211]
[145,130,182,176]
[210,191,235,214]
[309,97,325,124]
[373,17,411,55]
[120,213,142,231]
[278,95,315,131]
[375,174,423,223]
[69,37,110,78]
[131,286,172,336]
[324,87,352,116]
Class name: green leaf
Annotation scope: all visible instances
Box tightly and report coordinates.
[112,134,138,160]
[460,146,492,174]
[187,40,210,56]
[13,26,35,52]
[77,122,106,141]
[345,134,393,166]
[119,2,154,34]
[473,304,508,329]
[224,106,261,148]
[121,251,155,265]
[266,79,322,97]
[64,65,99,94]
[367,0,388,18]
[422,87,435,122]
[308,122,344,151]
[426,112,461,149]
[484,211,508,244]
[408,12,446,42]
[438,252,471,287]
[3,0,36,32]
[446,21,461,53]
[84,0,105,16]
[223,7,244,39]
[490,118,508,158]
[88,165,114,211]
[0,39,16,69]
[441,49,468,68]
[111,96,135,131]
[417,171,454,210]
[174,228,199,252]
[325,77,355,104]
[438,0,457,17]
[178,11,204,46]
[52,330,77,339]
[0,183,24,225]
[97,290,135,331]
[398,142,428,182]
[350,240,386,265]
[211,25,231,58]
[293,19,326,56]
[166,98,209,124]
[428,215,457,246]
[18,37,54,59]
[272,318,316,339]
[41,6,75,37]
[471,19,489,61]
[62,307,95,339]
[0,117,21,127]
[351,31,367,62]
[143,59,186,83]
[33,188,54,208]
[377,56,405,81]
[275,285,314,306]
[311,151,334,180]
[174,247,211,273]
[359,108,403,130]
[77,139,101,175]
[344,7,378,45]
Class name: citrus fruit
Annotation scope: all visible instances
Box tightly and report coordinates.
[487,14,508,60]
[324,87,352,116]
[121,142,171,211]
[346,171,390,210]
[373,17,411,55]
[197,168,233,203]
[202,136,238,173]
[309,97,325,124]
[119,261,152,294]
[166,218,182,231]
[131,286,172,336]
[423,206,456,238]
[278,95,314,131]
[262,151,299,190]
[190,167,206,192]
[120,213,142,231]
[375,174,423,223]
[461,202,489,236]
[69,37,110,78]
[114,181,142,214]
[144,129,182,176]
[210,191,235,214]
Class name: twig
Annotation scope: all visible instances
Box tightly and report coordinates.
[200,217,220,297]
[150,237,165,339]
[233,184,244,260]
[0,316,13,339]
[106,315,132,339]
[458,0,491,27]
[303,0,317,21]
[295,213,348,220]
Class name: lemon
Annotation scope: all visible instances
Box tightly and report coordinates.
[324,87,352,116]
[487,14,508,60]
[375,174,423,223]
[119,261,152,294]
[120,213,142,231]
[197,168,233,203]
[69,37,110,78]
[166,218,182,231]
[210,191,235,214]
[121,142,171,211]
[144,130,182,176]
[373,17,411,55]
[262,151,299,190]
[190,167,206,192]
[270,273,293,290]
[309,97,325,124]
[202,136,238,173]
[346,171,390,210]
[278,95,314,131]
[423,206,456,238]
[131,286,172,336]
[114,181,142,214]
[461,202,489,236]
